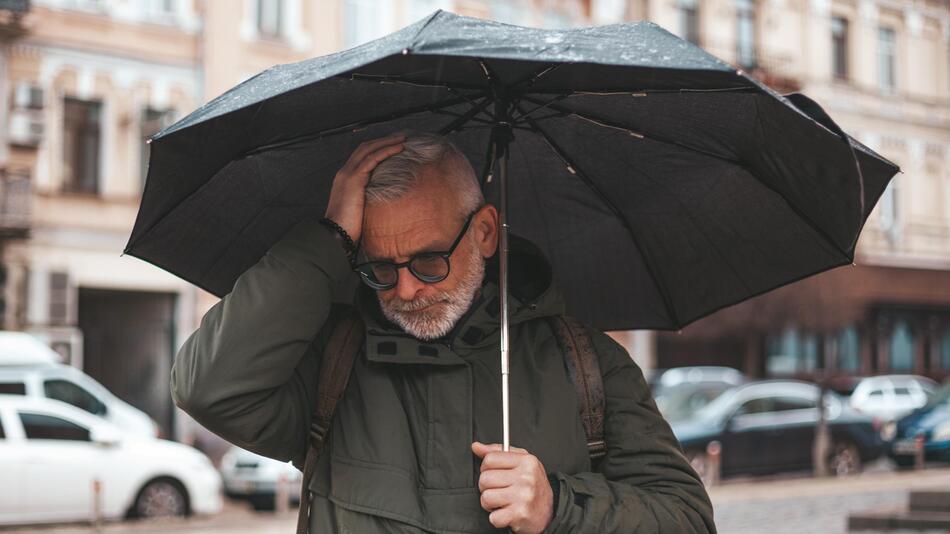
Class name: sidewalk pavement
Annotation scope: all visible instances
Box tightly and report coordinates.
[711,466,950,534]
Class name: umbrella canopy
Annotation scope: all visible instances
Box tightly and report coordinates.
[126,9,898,332]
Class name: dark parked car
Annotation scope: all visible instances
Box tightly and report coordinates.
[671,380,885,482]
[890,383,950,468]
[655,382,735,423]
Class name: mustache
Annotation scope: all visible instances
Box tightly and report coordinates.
[388,293,450,312]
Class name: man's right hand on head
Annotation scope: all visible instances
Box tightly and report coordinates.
[324,134,405,243]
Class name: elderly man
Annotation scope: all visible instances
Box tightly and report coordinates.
[171,132,715,533]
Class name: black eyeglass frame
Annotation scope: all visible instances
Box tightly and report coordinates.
[353,209,480,291]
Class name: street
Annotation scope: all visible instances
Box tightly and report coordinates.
[712,466,950,534]
[4,467,950,534]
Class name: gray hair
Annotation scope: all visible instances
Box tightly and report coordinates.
[365,131,483,214]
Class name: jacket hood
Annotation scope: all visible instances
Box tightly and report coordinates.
[356,233,565,359]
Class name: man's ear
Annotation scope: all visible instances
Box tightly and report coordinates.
[474,205,499,259]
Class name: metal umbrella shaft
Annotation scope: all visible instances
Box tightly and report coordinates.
[492,101,514,453]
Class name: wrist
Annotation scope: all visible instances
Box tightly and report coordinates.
[318,217,358,265]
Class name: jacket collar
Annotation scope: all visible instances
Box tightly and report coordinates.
[355,234,565,365]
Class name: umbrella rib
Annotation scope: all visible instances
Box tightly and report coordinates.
[564,86,758,95]
[519,95,740,165]
[344,72,487,92]
[519,110,682,328]
[341,71,495,121]
[242,93,486,157]
[438,96,494,135]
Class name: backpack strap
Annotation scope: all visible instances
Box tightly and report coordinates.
[547,316,607,462]
[296,307,364,534]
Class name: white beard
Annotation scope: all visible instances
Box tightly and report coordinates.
[378,237,485,341]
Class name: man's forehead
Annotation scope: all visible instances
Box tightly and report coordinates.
[362,202,457,259]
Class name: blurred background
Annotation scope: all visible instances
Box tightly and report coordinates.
[0,0,946,532]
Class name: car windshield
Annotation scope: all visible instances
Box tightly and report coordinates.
[656,383,732,422]
[691,387,744,423]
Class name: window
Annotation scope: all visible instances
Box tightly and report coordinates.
[877,27,896,92]
[831,17,849,80]
[0,382,26,395]
[736,397,774,415]
[343,0,393,47]
[735,0,757,68]
[62,97,102,195]
[878,178,898,235]
[677,0,700,45]
[0,418,4,439]
[140,108,174,189]
[773,395,817,411]
[43,380,107,416]
[890,318,914,371]
[19,412,90,441]
[257,0,283,38]
[837,327,860,371]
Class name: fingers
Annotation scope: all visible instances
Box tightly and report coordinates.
[479,486,524,511]
[472,441,527,458]
[354,142,405,176]
[488,506,518,529]
[346,134,405,170]
[480,452,530,472]
[478,467,515,491]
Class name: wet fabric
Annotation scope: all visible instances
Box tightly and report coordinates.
[128,10,898,331]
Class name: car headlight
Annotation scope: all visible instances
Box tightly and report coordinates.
[932,422,950,442]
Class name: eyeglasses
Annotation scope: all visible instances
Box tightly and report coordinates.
[354,210,478,291]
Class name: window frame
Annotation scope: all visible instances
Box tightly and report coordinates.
[62,96,103,195]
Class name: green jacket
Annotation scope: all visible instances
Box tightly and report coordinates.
[171,218,716,533]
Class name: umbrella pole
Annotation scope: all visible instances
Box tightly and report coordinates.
[492,104,514,453]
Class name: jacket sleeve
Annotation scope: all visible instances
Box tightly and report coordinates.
[544,329,716,534]
[170,217,355,464]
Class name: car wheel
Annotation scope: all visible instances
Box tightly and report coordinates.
[687,450,712,486]
[829,442,862,477]
[133,478,189,519]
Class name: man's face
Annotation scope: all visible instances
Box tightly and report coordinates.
[361,170,496,340]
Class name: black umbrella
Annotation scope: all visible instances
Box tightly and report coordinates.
[126,10,898,450]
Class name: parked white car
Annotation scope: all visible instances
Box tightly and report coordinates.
[0,359,159,438]
[0,331,63,366]
[220,445,302,511]
[849,375,938,422]
[0,395,222,526]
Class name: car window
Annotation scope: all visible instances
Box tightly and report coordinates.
[19,412,91,442]
[773,395,817,411]
[0,417,5,439]
[736,397,775,415]
[869,389,884,398]
[894,386,911,396]
[0,382,26,395]
[43,379,107,416]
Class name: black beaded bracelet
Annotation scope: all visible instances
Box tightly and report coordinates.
[318,217,358,263]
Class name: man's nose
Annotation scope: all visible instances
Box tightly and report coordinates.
[394,266,426,301]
